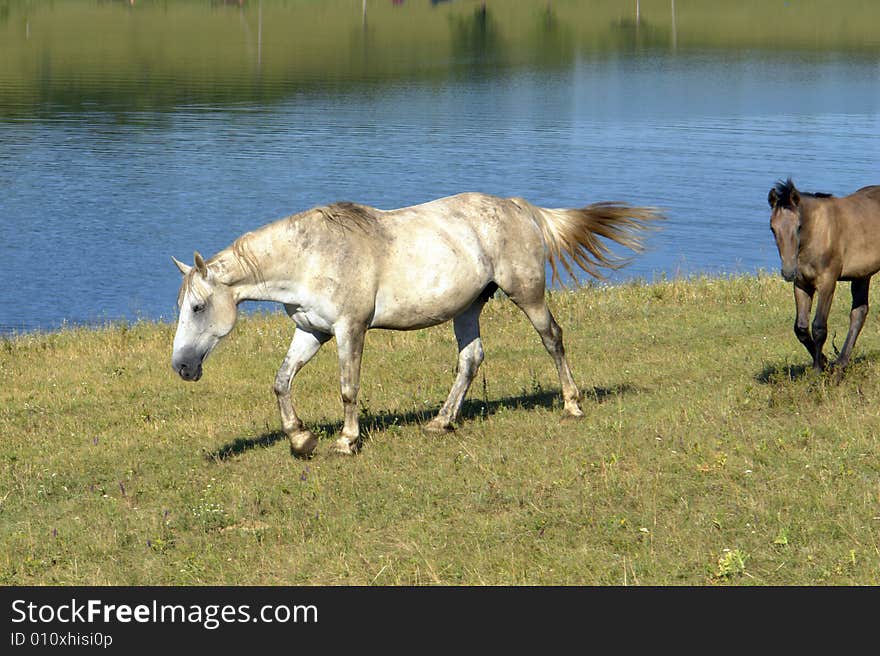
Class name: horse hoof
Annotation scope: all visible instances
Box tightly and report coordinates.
[828,361,847,383]
[560,410,584,422]
[331,437,358,455]
[422,420,454,434]
[289,430,318,457]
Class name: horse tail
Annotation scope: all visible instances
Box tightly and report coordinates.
[516,198,664,286]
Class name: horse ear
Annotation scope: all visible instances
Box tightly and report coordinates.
[768,188,778,208]
[194,251,208,278]
[171,256,192,276]
[790,188,800,207]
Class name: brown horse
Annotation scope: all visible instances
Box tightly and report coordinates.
[768,178,880,371]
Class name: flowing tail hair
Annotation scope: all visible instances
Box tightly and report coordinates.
[514,198,664,286]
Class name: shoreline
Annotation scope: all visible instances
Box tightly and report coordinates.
[1,269,780,339]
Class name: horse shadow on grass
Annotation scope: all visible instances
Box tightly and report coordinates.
[754,362,813,384]
[205,383,638,462]
[755,351,878,385]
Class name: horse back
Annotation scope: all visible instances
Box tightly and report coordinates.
[852,185,880,202]
[842,185,880,219]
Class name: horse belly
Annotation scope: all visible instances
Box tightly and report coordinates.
[841,247,880,280]
[371,244,492,330]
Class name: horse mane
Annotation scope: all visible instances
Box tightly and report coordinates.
[314,202,379,233]
[176,231,267,306]
[225,233,266,288]
[178,203,381,303]
[178,268,211,307]
[772,177,833,209]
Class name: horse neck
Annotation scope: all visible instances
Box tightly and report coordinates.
[211,228,286,304]
[797,196,833,248]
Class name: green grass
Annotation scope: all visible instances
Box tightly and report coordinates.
[2,274,879,585]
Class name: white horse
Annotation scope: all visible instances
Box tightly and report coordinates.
[171,192,661,456]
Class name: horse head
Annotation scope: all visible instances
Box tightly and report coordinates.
[768,178,801,282]
[171,251,238,381]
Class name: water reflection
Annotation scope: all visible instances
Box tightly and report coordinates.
[610,17,671,52]
[527,4,575,67]
[3,0,878,118]
[448,3,504,70]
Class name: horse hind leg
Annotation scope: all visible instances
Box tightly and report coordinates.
[424,299,487,433]
[331,322,367,455]
[509,292,583,419]
[834,277,870,370]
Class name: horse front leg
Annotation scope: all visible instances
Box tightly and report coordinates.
[274,328,330,456]
[332,323,367,455]
[834,277,870,370]
[793,282,817,365]
[810,277,838,371]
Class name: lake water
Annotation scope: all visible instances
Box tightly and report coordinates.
[2,0,879,334]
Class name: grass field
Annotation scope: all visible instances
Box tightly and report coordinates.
[2,274,879,585]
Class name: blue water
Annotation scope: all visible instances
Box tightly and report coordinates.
[2,50,879,333]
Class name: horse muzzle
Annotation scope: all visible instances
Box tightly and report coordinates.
[780,267,797,283]
[172,352,204,382]
[176,362,203,381]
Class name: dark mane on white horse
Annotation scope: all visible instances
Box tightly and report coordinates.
[316,201,379,233]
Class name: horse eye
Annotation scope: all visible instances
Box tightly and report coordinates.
[192,302,206,314]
